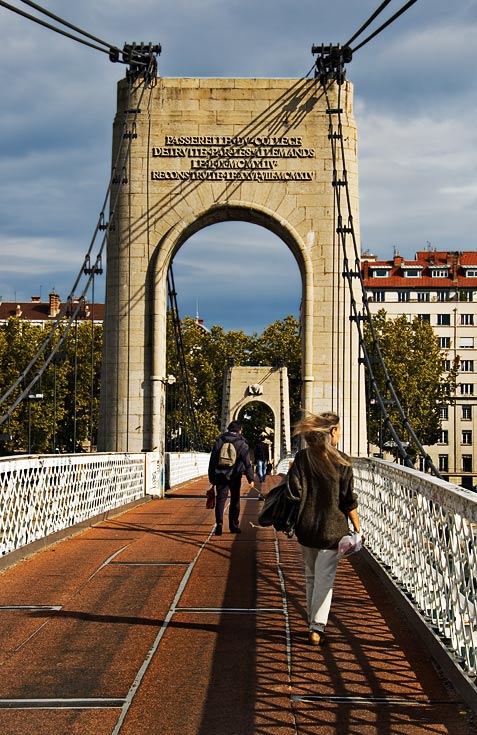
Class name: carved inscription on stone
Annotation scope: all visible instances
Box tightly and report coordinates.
[150,135,315,182]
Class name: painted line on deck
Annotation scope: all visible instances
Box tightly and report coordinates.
[0,697,125,710]
[175,606,283,613]
[111,561,189,566]
[275,535,299,735]
[291,694,463,706]
[0,605,62,611]
[111,527,217,735]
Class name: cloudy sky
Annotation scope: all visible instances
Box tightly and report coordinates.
[1,1,476,333]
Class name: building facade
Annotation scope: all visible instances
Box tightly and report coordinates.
[362,249,477,489]
[0,292,104,326]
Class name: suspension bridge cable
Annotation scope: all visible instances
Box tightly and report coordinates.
[18,0,120,55]
[2,1,160,69]
[343,0,394,48]
[0,0,115,56]
[350,0,420,54]
[318,65,441,477]
[167,268,205,452]
[0,53,158,429]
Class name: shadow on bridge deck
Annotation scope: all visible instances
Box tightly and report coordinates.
[0,476,475,735]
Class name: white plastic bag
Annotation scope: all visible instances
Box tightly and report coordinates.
[337,531,363,558]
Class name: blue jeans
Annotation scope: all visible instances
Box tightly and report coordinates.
[257,459,267,483]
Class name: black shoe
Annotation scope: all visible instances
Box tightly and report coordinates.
[230,527,241,534]
[215,524,223,536]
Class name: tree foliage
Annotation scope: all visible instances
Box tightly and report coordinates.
[166,314,302,450]
[0,312,301,455]
[364,310,458,454]
[1,307,456,462]
[0,318,102,455]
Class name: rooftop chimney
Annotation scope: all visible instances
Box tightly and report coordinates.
[49,291,60,318]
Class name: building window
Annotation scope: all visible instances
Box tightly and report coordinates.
[462,430,473,445]
[462,455,473,472]
[372,268,391,277]
[461,314,474,326]
[439,337,451,349]
[437,291,450,302]
[431,269,449,278]
[444,360,452,372]
[439,405,448,420]
[438,430,448,444]
[465,270,477,277]
[438,455,449,472]
[417,292,430,302]
[373,291,386,302]
[460,337,474,349]
[459,290,474,302]
[460,384,474,395]
[403,268,421,278]
[398,291,410,302]
[461,360,474,372]
[462,405,473,420]
[437,314,451,326]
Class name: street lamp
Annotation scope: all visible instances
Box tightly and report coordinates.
[160,374,176,385]
[52,353,67,453]
[28,393,44,453]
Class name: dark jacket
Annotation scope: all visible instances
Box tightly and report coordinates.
[286,448,357,549]
[208,431,254,485]
[254,441,269,462]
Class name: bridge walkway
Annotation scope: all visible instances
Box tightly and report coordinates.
[0,475,474,735]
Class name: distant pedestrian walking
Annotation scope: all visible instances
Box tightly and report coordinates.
[286,411,361,646]
[254,435,270,484]
[208,421,255,535]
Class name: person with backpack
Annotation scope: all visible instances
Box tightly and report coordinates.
[286,411,362,646]
[208,420,255,536]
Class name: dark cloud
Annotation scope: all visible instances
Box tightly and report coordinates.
[1,1,476,327]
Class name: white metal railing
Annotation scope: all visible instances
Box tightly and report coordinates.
[0,452,160,559]
[7,450,477,676]
[165,452,210,488]
[0,451,213,561]
[354,457,477,676]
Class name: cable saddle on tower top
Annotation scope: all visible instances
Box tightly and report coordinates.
[109,42,162,83]
[311,44,352,85]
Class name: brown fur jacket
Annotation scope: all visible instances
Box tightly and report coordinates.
[286,448,358,549]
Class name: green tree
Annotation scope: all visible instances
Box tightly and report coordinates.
[250,315,302,426]
[165,314,302,451]
[364,310,458,455]
[0,317,103,454]
[0,318,47,452]
[166,316,254,450]
[60,320,103,452]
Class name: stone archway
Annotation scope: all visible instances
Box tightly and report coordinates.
[221,365,291,467]
[98,76,366,457]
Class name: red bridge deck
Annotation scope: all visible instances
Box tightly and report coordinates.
[0,476,474,734]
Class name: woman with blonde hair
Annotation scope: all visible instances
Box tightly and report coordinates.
[287,411,361,646]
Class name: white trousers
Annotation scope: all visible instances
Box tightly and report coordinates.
[300,545,340,632]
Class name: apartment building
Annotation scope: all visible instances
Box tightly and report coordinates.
[362,249,477,489]
[0,292,104,326]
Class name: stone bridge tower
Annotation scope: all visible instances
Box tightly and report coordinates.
[98,76,367,458]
